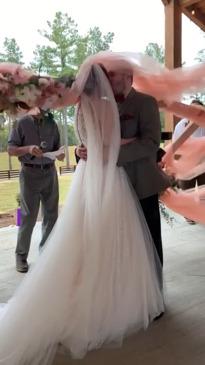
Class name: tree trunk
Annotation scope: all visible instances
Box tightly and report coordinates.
[62,108,70,167]
[8,116,12,170]
[59,112,64,145]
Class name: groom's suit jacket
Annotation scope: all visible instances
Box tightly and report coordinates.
[117,88,170,199]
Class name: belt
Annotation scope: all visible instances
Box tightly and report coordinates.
[23,163,54,170]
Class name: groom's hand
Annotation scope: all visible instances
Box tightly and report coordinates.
[121,138,136,145]
[56,153,65,161]
[76,145,87,161]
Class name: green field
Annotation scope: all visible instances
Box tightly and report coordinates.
[0,175,73,213]
[0,147,76,213]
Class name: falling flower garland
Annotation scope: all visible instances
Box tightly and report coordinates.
[0,63,75,115]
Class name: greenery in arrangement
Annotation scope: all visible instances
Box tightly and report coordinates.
[159,178,178,227]
[159,202,176,227]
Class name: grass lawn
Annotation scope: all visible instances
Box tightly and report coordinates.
[0,146,77,171]
[0,174,73,214]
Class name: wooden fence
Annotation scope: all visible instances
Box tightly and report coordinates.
[0,166,76,180]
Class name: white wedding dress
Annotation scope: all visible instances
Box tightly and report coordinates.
[0,64,164,364]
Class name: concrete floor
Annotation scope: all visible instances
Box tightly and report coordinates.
[0,213,205,365]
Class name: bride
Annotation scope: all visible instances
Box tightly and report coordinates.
[0,62,164,364]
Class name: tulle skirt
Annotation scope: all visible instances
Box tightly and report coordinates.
[0,162,164,364]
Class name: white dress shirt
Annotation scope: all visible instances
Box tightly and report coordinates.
[172,118,205,141]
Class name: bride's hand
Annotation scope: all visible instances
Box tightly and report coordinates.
[121,137,136,145]
[76,145,87,160]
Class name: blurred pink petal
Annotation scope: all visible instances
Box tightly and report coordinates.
[161,188,205,224]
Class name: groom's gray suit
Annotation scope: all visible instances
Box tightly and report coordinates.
[118,88,170,198]
[117,88,170,265]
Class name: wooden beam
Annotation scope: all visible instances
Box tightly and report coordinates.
[163,0,182,133]
[182,8,205,32]
[165,1,182,69]
[179,0,200,7]
[161,0,171,5]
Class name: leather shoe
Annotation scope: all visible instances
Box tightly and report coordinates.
[16,255,29,273]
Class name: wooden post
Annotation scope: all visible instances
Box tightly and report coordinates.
[163,0,182,134]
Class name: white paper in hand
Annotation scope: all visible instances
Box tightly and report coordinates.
[43,146,65,160]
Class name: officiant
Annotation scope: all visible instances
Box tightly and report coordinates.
[7,108,64,273]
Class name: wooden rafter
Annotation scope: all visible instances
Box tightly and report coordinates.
[183,7,205,31]
[179,0,201,7]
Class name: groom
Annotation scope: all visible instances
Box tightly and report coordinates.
[76,68,170,266]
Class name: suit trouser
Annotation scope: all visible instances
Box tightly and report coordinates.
[139,194,163,266]
[16,165,59,258]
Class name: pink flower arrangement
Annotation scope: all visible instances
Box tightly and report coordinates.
[0,63,76,115]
